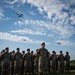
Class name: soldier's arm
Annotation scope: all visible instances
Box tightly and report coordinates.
[1,54,4,61]
[49,55,52,60]
[37,49,40,58]
[10,53,12,62]
[14,53,16,61]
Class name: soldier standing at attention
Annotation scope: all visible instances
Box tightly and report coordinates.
[21,51,25,75]
[14,48,22,75]
[58,51,64,74]
[31,51,35,74]
[37,42,49,75]
[64,51,70,73]
[0,50,5,75]
[24,48,32,75]
[50,51,57,74]
[11,50,15,75]
[34,49,39,74]
[1,47,11,75]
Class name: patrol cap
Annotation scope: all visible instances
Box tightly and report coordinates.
[66,51,69,54]
[27,48,30,51]
[16,48,20,50]
[41,42,45,46]
[22,51,25,53]
[60,51,62,53]
[5,47,9,50]
[31,51,33,53]
[2,49,5,52]
[52,51,55,53]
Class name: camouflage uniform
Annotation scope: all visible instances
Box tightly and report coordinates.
[10,51,15,75]
[14,48,22,75]
[50,51,57,73]
[0,50,5,75]
[21,51,25,75]
[38,47,49,75]
[64,52,70,73]
[31,51,35,74]
[34,49,39,74]
[1,47,11,75]
[48,52,51,73]
[24,48,32,74]
[58,51,64,74]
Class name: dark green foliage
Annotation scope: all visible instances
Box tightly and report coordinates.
[70,60,75,70]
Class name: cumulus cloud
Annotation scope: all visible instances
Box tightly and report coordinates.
[0,32,30,42]
[3,0,75,39]
[14,19,75,38]
[4,0,22,5]
[28,11,37,15]
[11,28,46,35]
[55,40,75,46]
[0,8,9,21]
[0,32,49,45]
[4,0,75,19]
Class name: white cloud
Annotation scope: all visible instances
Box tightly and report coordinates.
[4,0,27,5]
[0,8,4,20]
[0,32,49,45]
[55,40,75,46]
[28,11,37,15]
[20,0,27,4]
[4,0,18,5]
[4,0,75,20]
[14,20,52,29]
[0,32,29,42]
[11,28,46,35]
[4,0,75,25]
[4,0,75,38]
[14,19,75,38]
[0,8,10,21]
[70,16,75,25]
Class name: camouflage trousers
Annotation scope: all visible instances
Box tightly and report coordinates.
[64,61,70,72]
[14,62,22,75]
[38,58,49,74]
[58,62,64,73]
[2,63,10,75]
[25,63,31,74]
[50,62,57,73]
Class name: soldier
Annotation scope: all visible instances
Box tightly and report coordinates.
[34,49,39,74]
[10,50,15,75]
[58,51,64,74]
[24,48,32,75]
[50,51,57,74]
[1,47,11,75]
[55,52,58,73]
[21,51,25,75]
[37,42,49,75]
[14,48,22,75]
[64,51,70,73]
[31,51,35,74]
[48,52,51,74]
[0,50,5,75]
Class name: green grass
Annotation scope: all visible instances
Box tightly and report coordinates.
[70,60,75,70]
[70,60,75,66]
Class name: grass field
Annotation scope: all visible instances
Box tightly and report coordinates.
[48,70,75,75]
[25,70,75,75]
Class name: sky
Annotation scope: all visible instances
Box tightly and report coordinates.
[0,0,75,60]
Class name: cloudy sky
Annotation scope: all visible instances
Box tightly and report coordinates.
[0,0,75,60]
